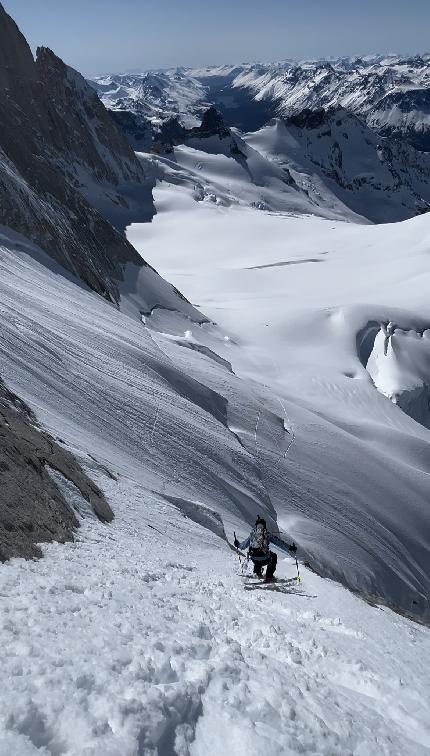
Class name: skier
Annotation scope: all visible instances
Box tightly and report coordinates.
[234,516,297,582]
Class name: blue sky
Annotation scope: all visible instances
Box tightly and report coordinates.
[4,0,428,75]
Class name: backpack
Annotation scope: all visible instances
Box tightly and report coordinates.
[249,523,269,556]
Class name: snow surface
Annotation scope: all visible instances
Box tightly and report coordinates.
[128,172,430,621]
[2,483,430,755]
[139,136,367,223]
[1,210,430,752]
[2,112,430,754]
[244,117,430,223]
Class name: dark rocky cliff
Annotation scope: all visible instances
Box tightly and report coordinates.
[0,377,113,561]
[0,3,150,302]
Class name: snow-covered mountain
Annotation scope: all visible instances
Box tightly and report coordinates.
[1,5,430,752]
[142,108,430,223]
[245,112,430,223]
[141,111,363,223]
[91,69,209,133]
[93,55,430,151]
[192,56,430,152]
[93,60,430,224]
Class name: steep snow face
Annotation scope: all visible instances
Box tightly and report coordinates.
[365,324,430,429]
[245,115,430,223]
[129,185,430,622]
[1,229,430,754]
[0,227,284,540]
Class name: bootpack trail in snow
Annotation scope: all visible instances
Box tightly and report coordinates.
[1,472,429,756]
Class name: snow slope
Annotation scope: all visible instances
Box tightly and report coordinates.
[245,115,430,223]
[1,483,430,755]
[1,128,430,756]
[129,177,430,621]
[141,134,365,222]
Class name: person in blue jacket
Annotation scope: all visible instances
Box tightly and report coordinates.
[234,515,297,582]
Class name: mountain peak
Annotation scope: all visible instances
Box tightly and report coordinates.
[0,6,152,300]
[0,2,36,87]
[36,45,66,71]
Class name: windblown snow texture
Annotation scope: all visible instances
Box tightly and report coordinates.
[1,5,430,753]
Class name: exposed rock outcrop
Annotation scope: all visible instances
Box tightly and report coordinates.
[0,377,113,561]
[153,107,233,153]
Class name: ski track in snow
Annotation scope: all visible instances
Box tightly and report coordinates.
[1,475,430,756]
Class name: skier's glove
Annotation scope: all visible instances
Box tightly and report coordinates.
[289,542,297,553]
[234,537,239,549]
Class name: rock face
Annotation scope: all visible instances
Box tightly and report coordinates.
[195,106,231,138]
[153,107,233,152]
[254,111,430,223]
[35,47,144,189]
[0,3,152,302]
[0,377,113,561]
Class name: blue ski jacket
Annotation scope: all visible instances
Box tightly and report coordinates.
[238,532,292,561]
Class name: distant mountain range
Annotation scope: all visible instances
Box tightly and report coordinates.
[91,55,430,151]
[91,58,430,224]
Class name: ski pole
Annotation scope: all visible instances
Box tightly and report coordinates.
[234,531,242,569]
[234,532,248,574]
[294,555,301,583]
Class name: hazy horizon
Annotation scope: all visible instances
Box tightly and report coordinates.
[3,0,428,77]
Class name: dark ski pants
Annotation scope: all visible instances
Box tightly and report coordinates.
[252,551,277,579]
